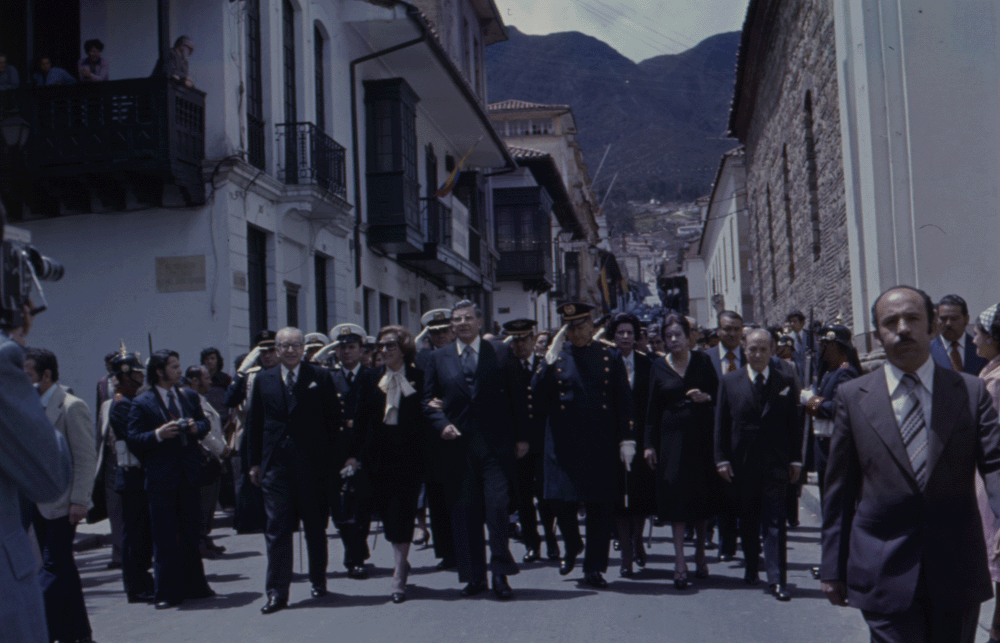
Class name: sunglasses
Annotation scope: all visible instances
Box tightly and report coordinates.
[376,340,399,351]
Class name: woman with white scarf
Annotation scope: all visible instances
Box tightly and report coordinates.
[356,325,426,604]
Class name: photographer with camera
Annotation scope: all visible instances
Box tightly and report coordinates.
[125,350,215,609]
[0,206,73,643]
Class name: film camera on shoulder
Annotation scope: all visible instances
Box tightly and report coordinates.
[0,223,64,329]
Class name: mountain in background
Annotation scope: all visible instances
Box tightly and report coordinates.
[486,27,741,232]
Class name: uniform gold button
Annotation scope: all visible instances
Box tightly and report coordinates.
[602,404,607,410]
[560,405,565,410]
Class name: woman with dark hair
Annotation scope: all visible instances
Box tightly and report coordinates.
[972,303,1000,643]
[79,39,108,82]
[643,313,719,589]
[355,325,425,603]
[200,347,232,425]
[607,312,656,577]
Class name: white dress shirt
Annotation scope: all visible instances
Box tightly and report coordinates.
[884,356,935,431]
[457,336,482,365]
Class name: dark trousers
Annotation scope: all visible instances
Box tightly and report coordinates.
[103,453,123,564]
[331,480,371,569]
[863,573,979,643]
[118,470,153,597]
[449,454,519,584]
[261,451,329,598]
[737,471,787,585]
[33,512,91,642]
[516,452,556,551]
[200,477,221,540]
[427,479,455,561]
[815,436,831,500]
[717,481,740,557]
[147,485,211,604]
[553,500,612,574]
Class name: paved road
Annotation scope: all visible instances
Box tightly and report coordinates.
[75,485,993,642]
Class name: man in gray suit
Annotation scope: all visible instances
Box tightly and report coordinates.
[25,348,96,643]
[0,295,73,640]
[821,286,1000,642]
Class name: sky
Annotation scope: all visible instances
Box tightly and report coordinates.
[493,0,750,63]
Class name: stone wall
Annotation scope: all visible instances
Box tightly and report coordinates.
[742,0,851,329]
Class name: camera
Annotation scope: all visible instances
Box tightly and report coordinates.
[0,225,64,329]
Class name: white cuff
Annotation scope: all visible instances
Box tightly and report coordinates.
[716,461,730,469]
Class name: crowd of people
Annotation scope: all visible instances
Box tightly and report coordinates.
[5,287,1000,643]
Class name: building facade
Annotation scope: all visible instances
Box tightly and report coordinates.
[0,0,513,392]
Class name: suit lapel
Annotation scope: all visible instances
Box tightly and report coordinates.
[287,364,312,415]
[473,341,495,399]
[925,366,964,481]
[45,385,65,425]
[737,370,761,414]
[761,370,777,417]
[860,369,918,485]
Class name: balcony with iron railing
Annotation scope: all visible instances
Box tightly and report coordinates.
[0,77,206,213]
[398,197,489,288]
[275,122,347,200]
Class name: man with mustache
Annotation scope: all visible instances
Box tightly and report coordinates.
[821,286,1000,642]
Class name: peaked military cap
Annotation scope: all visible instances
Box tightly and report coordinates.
[421,308,452,329]
[330,323,366,346]
[254,329,277,348]
[502,318,537,338]
[304,332,329,349]
[557,302,594,327]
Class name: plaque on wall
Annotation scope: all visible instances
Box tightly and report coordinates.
[156,256,206,293]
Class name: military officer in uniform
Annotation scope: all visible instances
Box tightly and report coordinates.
[530,302,637,588]
[105,347,155,603]
[414,308,457,569]
[304,332,329,363]
[328,323,375,579]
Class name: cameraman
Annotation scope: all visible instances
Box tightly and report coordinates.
[0,205,73,643]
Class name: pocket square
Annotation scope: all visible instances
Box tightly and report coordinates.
[778,386,790,396]
[308,381,318,389]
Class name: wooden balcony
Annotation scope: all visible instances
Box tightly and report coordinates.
[1,77,206,214]
[497,248,554,292]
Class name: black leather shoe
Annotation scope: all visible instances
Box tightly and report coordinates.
[492,574,513,600]
[347,565,369,580]
[391,592,406,604]
[436,558,456,571]
[559,552,578,576]
[674,572,689,590]
[583,572,608,589]
[522,549,540,563]
[719,553,734,563]
[546,544,561,561]
[634,548,646,568]
[127,592,154,604]
[619,565,634,578]
[260,596,287,614]
[155,600,180,609]
[810,566,821,580]
[311,586,327,598]
[460,580,488,597]
[770,583,791,601]
[744,571,761,586]
[612,539,621,551]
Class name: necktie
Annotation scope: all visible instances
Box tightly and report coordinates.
[754,373,765,398]
[522,360,531,373]
[462,346,476,383]
[625,358,634,388]
[285,369,296,396]
[949,342,963,372]
[167,390,187,445]
[900,373,928,488]
[725,351,737,374]
[346,370,354,385]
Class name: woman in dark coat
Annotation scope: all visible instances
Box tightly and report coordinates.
[607,313,657,577]
[356,325,425,604]
[643,313,719,589]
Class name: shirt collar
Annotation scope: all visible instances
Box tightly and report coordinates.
[885,355,936,397]
[720,344,739,361]
[39,383,58,408]
[347,363,360,377]
[457,336,481,355]
[747,363,769,381]
[940,334,966,352]
[280,363,300,380]
[155,384,175,401]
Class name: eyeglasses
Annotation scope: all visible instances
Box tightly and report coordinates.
[376,341,399,351]
[276,342,303,351]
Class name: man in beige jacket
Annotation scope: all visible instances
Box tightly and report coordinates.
[25,348,97,643]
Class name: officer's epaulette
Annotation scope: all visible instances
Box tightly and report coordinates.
[635,349,648,358]
[112,392,124,403]
[599,338,616,348]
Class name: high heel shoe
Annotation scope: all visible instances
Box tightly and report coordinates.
[634,546,646,568]
[391,562,411,604]
[412,528,429,546]
[674,570,689,590]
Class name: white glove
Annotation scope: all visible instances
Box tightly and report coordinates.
[238,346,262,375]
[545,325,568,365]
[339,462,358,478]
[619,440,636,472]
[800,388,815,405]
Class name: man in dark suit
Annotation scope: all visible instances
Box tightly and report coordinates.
[422,300,526,599]
[715,328,802,601]
[821,286,1000,642]
[931,294,988,376]
[708,309,747,561]
[530,302,636,589]
[247,327,342,614]
[125,349,214,609]
[328,323,374,579]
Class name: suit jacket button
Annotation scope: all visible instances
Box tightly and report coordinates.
[560,405,565,411]
[602,404,608,410]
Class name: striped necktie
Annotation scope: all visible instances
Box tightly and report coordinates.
[899,373,928,488]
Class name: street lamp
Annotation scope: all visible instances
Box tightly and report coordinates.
[0,115,30,149]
